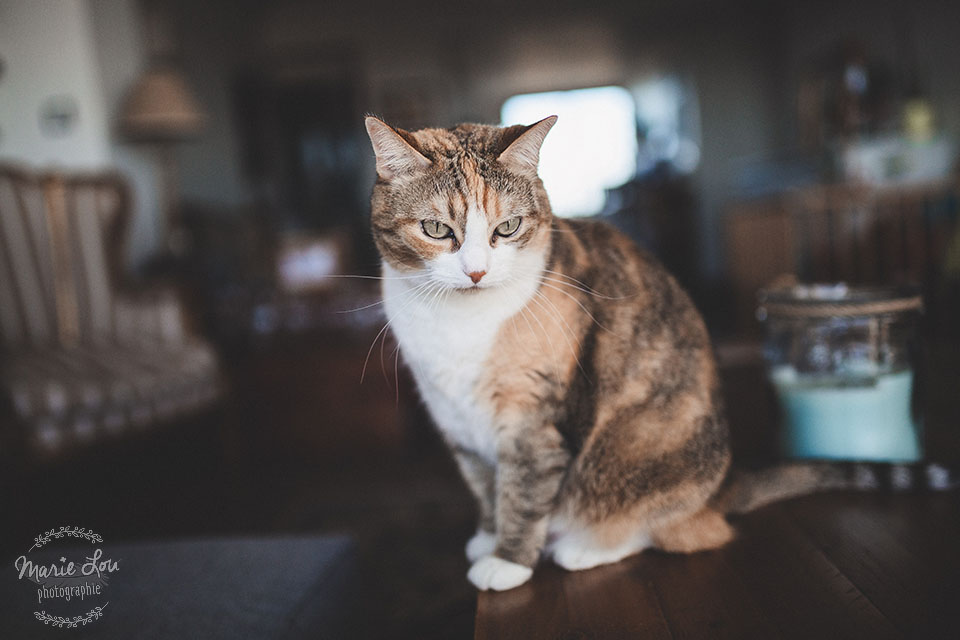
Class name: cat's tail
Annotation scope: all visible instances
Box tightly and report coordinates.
[710,461,958,515]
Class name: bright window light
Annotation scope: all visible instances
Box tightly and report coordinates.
[501,86,637,217]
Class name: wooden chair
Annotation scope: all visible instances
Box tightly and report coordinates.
[0,165,221,458]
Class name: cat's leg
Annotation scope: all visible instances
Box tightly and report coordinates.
[467,427,570,591]
[551,406,731,568]
[451,447,497,562]
[465,531,497,564]
[650,508,733,553]
[549,521,652,571]
[549,508,731,569]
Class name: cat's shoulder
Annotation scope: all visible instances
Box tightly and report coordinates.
[550,217,661,273]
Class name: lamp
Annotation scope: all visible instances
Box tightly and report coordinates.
[121,67,204,141]
[120,66,205,255]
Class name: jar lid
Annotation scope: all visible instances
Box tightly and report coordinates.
[757,283,923,320]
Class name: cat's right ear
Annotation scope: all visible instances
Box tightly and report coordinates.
[364,116,431,180]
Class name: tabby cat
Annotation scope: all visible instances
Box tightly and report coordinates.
[364,115,846,591]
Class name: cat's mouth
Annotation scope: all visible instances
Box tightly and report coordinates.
[450,281,492,293]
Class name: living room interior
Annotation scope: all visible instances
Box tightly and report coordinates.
[2,0,959,637]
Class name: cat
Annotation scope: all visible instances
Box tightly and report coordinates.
[363,114,852,591]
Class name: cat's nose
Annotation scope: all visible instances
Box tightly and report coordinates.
[468,271,486,284]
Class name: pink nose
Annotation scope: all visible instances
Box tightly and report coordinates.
[468,271,486,284]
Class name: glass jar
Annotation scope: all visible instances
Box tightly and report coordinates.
[758,283,924,462]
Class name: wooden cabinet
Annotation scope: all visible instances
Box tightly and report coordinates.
[725,178,960,334]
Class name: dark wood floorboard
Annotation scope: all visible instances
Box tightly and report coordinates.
[786,494,954,636]
[477,493,960,639]
[475,559,674,639]
[727,504,900,640]
[642,550,782,639]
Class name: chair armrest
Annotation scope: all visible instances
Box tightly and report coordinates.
[113,286,189,346]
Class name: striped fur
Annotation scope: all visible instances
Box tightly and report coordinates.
[366,117,841,591]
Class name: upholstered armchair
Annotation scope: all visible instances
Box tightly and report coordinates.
[0,165,221,458]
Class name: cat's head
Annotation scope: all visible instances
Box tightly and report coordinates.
[365,116,557,290]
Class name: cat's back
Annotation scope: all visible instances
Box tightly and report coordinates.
[549,217,706,336]
[547,217,719,437]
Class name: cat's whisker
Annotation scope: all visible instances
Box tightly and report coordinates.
[530,290,587,379]
[513,266,631,301]
[362,321,391,385]
[537,274,625,301]
[321,273,425,281]
[379,313,394,387]
[519,305,557,385]
[521,292,564,384]
[502,275,553,359]
[540,268,634,300]
[528,289,575,347]
[440,284,455,312]
[525,293,567,370]
[532,288,584,352]
[393,339,401,406]
[337,273,434,313]
[426,279,449,315]
[361,280,434,384]
[536,279,622,338]
[516,303,544,356]
[337,280,426,314]
[335,299,386,314]
[380,281,439,382]
[396,280,448,388]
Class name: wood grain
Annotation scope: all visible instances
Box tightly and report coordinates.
[476,493,960,639]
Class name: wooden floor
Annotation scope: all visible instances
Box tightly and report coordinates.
[476,492,960,639]
[5,335,960,639]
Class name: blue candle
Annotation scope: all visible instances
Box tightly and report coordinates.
[772,366,922,462]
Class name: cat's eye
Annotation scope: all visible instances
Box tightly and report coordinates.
[494,217,521,238]
[421,220,454,240]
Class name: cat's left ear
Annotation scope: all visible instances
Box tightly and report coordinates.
[497,115,558,177]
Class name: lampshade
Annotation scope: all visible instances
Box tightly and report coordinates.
[120,67,205,142]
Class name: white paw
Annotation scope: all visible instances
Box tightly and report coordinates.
[467,556,533,591]
[552,544,615,571]
[465,530,497,563]
[550,531,651,571]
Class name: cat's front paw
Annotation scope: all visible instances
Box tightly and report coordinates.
[465,530,497,563]
[467,556,533,591]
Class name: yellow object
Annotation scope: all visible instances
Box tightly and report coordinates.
[903,98,934,142]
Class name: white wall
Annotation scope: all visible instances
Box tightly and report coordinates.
[87,0,163,267]
[0,0,111,169]
[0,0,163,268]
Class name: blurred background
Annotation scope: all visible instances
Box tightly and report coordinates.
[1,0,959,637]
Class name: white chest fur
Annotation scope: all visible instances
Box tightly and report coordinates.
[382,267,539,463]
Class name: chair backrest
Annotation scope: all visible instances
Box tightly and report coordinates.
[0,165,129,350]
